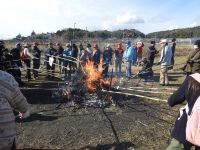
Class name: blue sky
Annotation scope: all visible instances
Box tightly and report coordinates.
[0,0,200,39]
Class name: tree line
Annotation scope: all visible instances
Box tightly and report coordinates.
[146,26,200,38]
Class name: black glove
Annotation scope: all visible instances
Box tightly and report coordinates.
[187,60,194,64]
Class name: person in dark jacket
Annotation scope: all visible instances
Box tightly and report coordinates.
[182,40,200,75]
[32,42,41,80]
[102,44,113,77]
[92,44,101,70]
[147,40,158,68]
[167,72,200,150]
[56,43,64,74]
[1,48,14,75]
[45,42,57,79]
[10,43,23,84]
[71,43,78,72]
[169,38,176,70]
[138,57,153,82]
[0,41,4,70]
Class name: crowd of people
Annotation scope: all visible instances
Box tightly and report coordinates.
[0,38,178,85]
[1,38,200,149]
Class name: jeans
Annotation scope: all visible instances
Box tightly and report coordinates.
[115,59,122,77]
[126,61,132,78]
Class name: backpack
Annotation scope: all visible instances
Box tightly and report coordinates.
[186,73,200,146]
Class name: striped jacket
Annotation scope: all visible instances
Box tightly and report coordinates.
[0,70,29,150]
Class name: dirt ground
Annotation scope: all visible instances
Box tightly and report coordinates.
[14,44,190,150]
[15,69,186,150]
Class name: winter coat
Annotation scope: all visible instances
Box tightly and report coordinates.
[63,48,72,59]
[138,60,153,78]
[184,49,200,74]
[10,48,22,67]
[92,49,101,64]
[45,48,57,63]
[159,45,172,66]
[168,73,200,145]
[81,48,92,61]
[72,47,78,59]
[0,70,29,150]
[103,48,112,64]
[57,46,64,59]
[147,46,158,65]
[32,46,41,59]
[115,48,124,61]
[123,46,137,63]
[171,42,176,57]
[137,42,144,55]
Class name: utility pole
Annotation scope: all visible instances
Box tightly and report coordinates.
[73,22,76,42]
[86,27,88,43]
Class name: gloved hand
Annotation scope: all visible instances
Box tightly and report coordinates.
[187,60,194,64]
[19,109,30,119]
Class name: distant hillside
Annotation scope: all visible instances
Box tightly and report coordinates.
[14,26,200,42]
[12,28,144,42]
[55,28,145,40]
[146,26,200,38]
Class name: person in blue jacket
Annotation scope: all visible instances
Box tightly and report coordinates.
[63,43,72,77]
[123,40,137,80]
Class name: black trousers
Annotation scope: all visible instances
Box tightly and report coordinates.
[23,59,31,79]
[33,59,40,78]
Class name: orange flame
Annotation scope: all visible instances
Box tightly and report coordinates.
[84,60,101,92]
[84,60,119,93]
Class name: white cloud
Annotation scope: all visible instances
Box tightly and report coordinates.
[115,13,144,25]
[167,25,179,30]
[189,22,198,27]
[100,12,145,31]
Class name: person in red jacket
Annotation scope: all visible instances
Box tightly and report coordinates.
[136,41,144,66]
[114,43,124,77]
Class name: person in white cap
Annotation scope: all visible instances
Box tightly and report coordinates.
[21,43,34,81]
[158,39,172,86]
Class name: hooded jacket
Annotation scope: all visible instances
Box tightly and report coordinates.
[0,71,29,150]
[123,44,137,62]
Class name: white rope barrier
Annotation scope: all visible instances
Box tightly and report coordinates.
[116,86,174,95]
[101,89,167,102]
